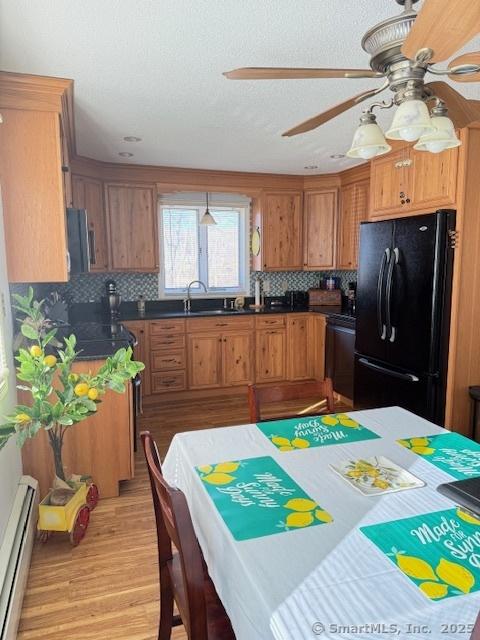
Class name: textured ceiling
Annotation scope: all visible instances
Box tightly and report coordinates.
[1,0,479,174]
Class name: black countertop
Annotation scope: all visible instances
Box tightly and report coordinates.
[60,300,355,360]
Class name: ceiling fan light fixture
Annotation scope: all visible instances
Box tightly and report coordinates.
[386,98,434,142]
[414,112,461,153]
[346,113,391,160]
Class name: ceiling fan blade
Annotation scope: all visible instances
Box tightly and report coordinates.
[223,67,382,80]
[282,85,387,137]
[448,52,480,82]
[426,81,480,128]
[402,0,480,63]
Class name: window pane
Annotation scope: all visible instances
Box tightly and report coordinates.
[162,209,198,289]
[207,211,240,288]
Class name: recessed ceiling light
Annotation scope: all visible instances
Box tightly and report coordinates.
[119,152,134,158]
[123,136,142,142]
[304,165,318,170]
[330,154,346,159]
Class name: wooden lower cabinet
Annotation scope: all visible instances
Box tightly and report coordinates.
[286,314,313,381]
[256,328,286,383]
[223,331,254,386]
[188,333,223,389]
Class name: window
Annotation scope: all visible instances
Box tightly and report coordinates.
[159,202,249,297]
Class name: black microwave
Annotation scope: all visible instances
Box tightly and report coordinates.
[66,208,90,274]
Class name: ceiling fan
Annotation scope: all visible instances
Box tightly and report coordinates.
[224,0,480,157]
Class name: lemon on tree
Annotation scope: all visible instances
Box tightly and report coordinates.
[43,355,57,368]
[74,382,90,397]
[30,345,42,357]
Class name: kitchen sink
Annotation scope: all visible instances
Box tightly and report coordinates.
[189,309,240,315]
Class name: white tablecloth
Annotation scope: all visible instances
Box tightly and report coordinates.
[162,407,480,640]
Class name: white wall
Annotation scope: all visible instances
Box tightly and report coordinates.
[0,190,22,543]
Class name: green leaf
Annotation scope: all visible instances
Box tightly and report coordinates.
[57,416,74,426]
[21,324,38,340]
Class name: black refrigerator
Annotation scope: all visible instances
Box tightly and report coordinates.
[354,210,455,425]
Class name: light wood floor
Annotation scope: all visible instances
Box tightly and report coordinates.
[18,393,343,640]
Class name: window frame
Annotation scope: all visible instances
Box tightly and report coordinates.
[158,200,250,299]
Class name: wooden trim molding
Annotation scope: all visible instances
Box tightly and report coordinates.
[0,71,75,155]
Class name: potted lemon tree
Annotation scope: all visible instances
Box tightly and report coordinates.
[0,289,144,486]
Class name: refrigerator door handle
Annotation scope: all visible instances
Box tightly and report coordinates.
[377,248,390,340]
[385,247,399,342]
[358,357,420,382]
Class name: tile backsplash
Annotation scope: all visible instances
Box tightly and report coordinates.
[10,269,357,304]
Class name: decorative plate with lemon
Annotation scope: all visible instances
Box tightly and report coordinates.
[331,456,425,496]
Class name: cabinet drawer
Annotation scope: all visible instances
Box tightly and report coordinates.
[151,349,185,371]
[186,316,254,332]
[151,371,186,393]
[255,315,286,329]
[150,334,186,350]
[150,319,186,335]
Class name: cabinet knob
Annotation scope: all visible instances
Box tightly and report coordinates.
[399,192,405,198]
[401,200,406,205]
[406,198,411,204]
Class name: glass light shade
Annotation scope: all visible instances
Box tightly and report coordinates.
[413,115,461,153]
[386,99,434,142]
[200,210,216,225]
[346,122,391,160]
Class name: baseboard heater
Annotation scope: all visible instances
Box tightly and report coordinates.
[0,476,38,640]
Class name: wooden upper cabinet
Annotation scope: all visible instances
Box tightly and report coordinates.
[262,191,303,270]
[337,180,369,269]
[0,109,68,283]
[72,175,109,271]
[303,189,338,270]
[410,146,458,210]
[286,314,312,381]
[105,183,159,272]
[370,148,410,218]
[370,145,459,219]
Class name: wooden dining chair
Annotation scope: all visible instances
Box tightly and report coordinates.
[248,378,335,423]
[141,431,235,640]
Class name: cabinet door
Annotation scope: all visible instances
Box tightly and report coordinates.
[256,329,286,383]
[122,320,151,397]
[262,191,303,270]
[0,109,68,283]
[287,315,312,381]
[72,176,109,271]
[370,149,411,218]
[337,180,369,269]
[187,333,223,389]
[410,146,458,211]
[222,331,254,386]
[105,183,159,271]
[303,190,338,269]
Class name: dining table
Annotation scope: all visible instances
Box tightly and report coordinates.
[162,406,480,640]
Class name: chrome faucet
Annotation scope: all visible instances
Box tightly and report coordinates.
[184,280,208,312]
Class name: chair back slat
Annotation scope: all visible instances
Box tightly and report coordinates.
[141,431,208,640]
[248,379,335,422]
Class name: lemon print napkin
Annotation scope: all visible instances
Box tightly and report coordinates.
[257,413,380,452]
[196,456,333,540]
[397,433,480,479]
[361,508,480,601]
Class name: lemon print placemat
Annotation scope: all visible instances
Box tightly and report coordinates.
[196,456,333,541]
[257,413,380,452]
[361,508,480,601]
[398,433,480,480]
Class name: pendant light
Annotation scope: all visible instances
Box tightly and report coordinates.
[200,192,216,225]
[414,101,461,153]
[346,111,391,160]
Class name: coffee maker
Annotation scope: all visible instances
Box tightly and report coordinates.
[103,279,121,318]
